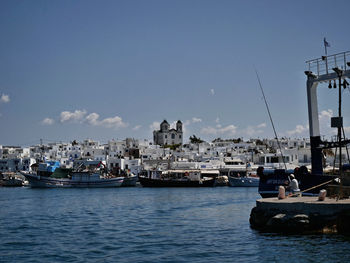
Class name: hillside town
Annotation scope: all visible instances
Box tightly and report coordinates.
[0,119,344,176]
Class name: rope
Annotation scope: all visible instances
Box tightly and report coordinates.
[287,178,335,198]
[342,126,350,163]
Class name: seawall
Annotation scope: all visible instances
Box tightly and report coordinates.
[250,197,350,234]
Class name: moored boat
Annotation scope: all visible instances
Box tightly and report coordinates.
[22,171,124,188]
[228,175,259,187]
[138,169,216,187]
[121,174,138,187]
[0,172,23,187]
[21,161,124,188]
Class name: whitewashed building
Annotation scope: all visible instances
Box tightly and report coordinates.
[153,120,183,146]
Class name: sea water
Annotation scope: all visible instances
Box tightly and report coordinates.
[1,187,350,263]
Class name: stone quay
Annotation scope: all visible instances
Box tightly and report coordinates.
[250,196,350,235]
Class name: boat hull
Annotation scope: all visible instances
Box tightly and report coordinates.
[121,175,138,187]
[0,178,23,187]
[23,173,124,188]
[138,176,215,187]
[258,170,336,198]
[228,176,259,187]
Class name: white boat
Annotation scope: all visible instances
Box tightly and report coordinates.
[21,171,124,188]
[228,175,259,187]
[20,161,124,188]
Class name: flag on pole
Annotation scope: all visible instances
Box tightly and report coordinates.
[324,37,330,47]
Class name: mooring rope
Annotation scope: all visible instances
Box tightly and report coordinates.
[287,178,336,198]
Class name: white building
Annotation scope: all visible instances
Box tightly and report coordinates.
[153,120,183,146]
[0,157,36,172]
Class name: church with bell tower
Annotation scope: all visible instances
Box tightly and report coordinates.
[153,120,183,146]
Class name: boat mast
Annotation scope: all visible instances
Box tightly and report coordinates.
[255,69,287,170]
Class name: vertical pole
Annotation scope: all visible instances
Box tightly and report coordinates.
[342,127,350,162]
[344,53,347,71]
[324,44,328,74]
[337,73,343,199]
[306,76,323,175]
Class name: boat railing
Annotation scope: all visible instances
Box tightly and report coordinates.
[306,51,350,77]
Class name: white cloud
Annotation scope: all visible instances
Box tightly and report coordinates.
[201,126,218,135]
[132,125,142,131]
[220,125,238,135]
[150,121,161,131]
[245,126,255,136]
[86,113,100,126]
[41,118,54,125]
[0,94,10,103]
[192,117,202,123]
[236,123,267,137]
[319,109,333,121]
[99,116,128,129]
[58,110,127,129]
[284,109,339,138]
[257,123,267,128]
[319,109,337,137]
[287,124,308,136]
[210,89,215,95]
[60,110,87,123]
[170,121,177,130]
[183,120,191,126]
[201,124,237,136]
[243,126,262,136]
[87,113,128,129]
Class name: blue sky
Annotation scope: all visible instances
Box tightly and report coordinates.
[1,0,349,146]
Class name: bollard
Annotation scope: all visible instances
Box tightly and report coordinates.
[318,189,327,201]
[278,186,286,199]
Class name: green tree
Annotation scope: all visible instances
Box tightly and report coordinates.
[189,135,204,144]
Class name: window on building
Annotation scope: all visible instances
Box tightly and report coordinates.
[171,134,175,139]
[271,157,279,163]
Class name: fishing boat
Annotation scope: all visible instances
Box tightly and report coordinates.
[121,174,138,187]
[228,175,259,187]
[257,51,350,197]
[0,172,23,187]
[138,169,216,187]
[22,171,124,188]
[21,161,124,188]
[222,167,259,187]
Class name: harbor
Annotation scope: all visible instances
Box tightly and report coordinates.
[3,186,350,263]
[2,0,350,262]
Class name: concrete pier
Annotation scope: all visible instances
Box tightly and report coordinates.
[250,197,350,234]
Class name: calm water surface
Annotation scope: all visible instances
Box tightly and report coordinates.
[1,186,350,263]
